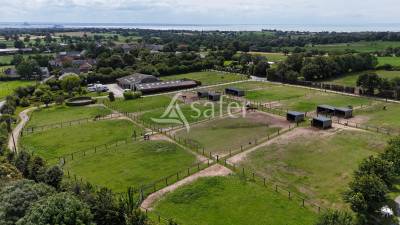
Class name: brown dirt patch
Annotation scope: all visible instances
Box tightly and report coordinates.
[247,111,290,128]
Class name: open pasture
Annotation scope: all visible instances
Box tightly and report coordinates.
[248,52,287,62]
[27,105,111,128]
[279,91,373,112]
[63,140,198,192]
[105,95,173,113]
[160,71,248,86]
[378,57,400,67]
[173,111,289,156]
[152,175,317,225]
[302,41,400,53]
[353,102,400,134]
[237,127,388,209]
[0,80,35,100]
[326,70,400,87]
[21,119,142,163]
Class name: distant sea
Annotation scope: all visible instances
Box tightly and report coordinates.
[2,22,400,32]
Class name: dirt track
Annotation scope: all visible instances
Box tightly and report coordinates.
[140,164,232,210]
[8,107,36,152]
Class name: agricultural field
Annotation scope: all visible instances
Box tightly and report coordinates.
[237,128,388,209]
[279,91,373,112]
[26,105,112,128]
[21,119,142,162]
[0,55,14,64]
[378,57,400,67]
[248,52,288,62]
[0,80,36,100]
[63,140,198,192]
[160,71,248,86]
[326,70,400,87]
[104,95,173,113]
[173,111,289,156]
[302,41,400,53]
[152,175,317,225]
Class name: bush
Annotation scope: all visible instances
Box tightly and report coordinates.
[123,91,142,100]
[17,192,93,225]
[65,96,96,106]
[108,92,115,102]
[19,98,30,107]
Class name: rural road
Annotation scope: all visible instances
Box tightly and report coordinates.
[8,107,36,152]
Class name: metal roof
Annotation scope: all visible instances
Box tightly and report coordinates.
[317,105,336,111]
[313,116,332,122]
[335,107,353,112]
[287,111,305,116]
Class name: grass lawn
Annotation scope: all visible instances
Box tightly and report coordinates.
[174,112,286,155]
[239,128,388,209]
[0,80,36,100]
[280,91,373,112]
[21,119,143,163]
[245,84,315,102]
[63,141,198,192]
[248,52,288,62]
[355,102,400,133]
[105,95,173,113]
[326,70,400,87]
[378,57,400,67]
[27,105,112,128]
[0,55,14,64]
[160,71,248,86]
[153,175,317,225]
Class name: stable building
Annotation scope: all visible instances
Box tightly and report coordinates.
[286,111,305,123]
[225,87,245,97]
[208,93,221,101]
[197,91,209,98]
[135,80,198,94]
[117,73,160,90]
[312,116,332,129]
[334,107,353,119]
[316,105,336,115]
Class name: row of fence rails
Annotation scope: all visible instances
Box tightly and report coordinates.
[218,124,298,162]
[52,136,146,166]
[139,158,214,199]
[142,207,176,225]
[224,163,327,214]
[22,113,124,135]
[333,117,394,136]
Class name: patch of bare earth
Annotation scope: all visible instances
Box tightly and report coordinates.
[248,111,290,128]
[227,127,338,165]
[140,164,232,210]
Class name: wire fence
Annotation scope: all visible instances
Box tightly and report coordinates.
[224,163,327,214]
[22,113,124,135]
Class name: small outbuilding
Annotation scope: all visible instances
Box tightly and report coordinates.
[317,105,335,115]
[225,87,245,97]
[208,93,221,101]
[334,107,353,119]
[312,116,332,129]
[197,91,209,98]
[286,111,305,123]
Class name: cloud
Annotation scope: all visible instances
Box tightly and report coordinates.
[0,0,399,24]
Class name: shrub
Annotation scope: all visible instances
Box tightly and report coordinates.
[108,92,115,102]
[19,98,30,107]
[123,91,141,100]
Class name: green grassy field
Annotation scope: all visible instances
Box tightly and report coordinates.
[239,128,388,209]
[355,102,400,133]
[0,80,36,100]
[174,112,286,155]
[378,57,400,67]
[153,175,317,225]
[280,91,373,112]
[248,52,288,62]
[0,55,14,64]
[329,70,400,87]
[63,140,197,192]
[104,95,173,113]
[160,71,248,86]
[21,119,142,162]
[27,105,112,128]
[302,41,400,53]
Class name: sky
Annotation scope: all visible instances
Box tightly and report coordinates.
[1,0,400,24]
